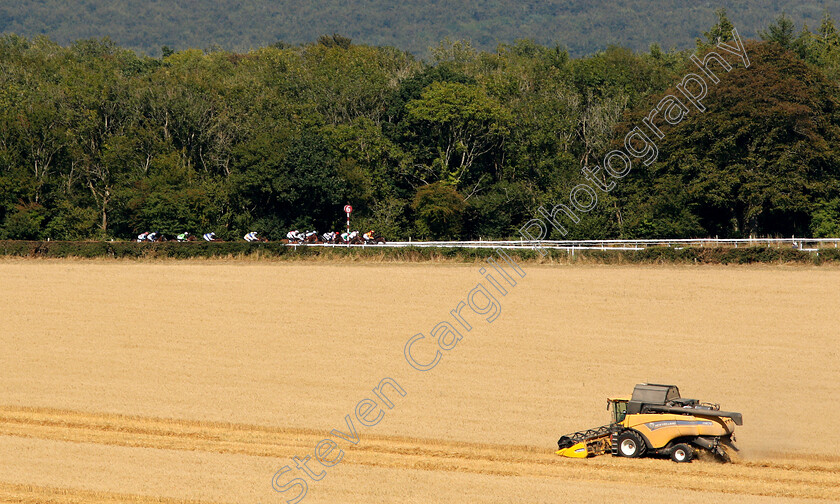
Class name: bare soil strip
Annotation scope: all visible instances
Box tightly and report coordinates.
[1,406,837,502]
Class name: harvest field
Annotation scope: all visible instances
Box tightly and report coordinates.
[1,258,839,503]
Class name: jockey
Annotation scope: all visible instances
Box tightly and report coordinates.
[137,232,149,242]
[147,232,158,242]
[177,232,189,241]
[340,231,350,242]
[348,230,359,240]
[322,231,334,242]
[287,230,302,242]
[363,229,375,242]
[304,230,317,240]
[203,232,216,241]
[244,231,259,242]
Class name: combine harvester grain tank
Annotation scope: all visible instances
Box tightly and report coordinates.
[556,384,742,462]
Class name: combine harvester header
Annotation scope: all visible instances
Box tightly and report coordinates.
[557,384,742,462]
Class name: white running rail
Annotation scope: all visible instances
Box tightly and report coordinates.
[287,237,840,252]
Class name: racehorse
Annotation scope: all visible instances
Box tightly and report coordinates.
[365,233,386,245]
[356,232,386,245]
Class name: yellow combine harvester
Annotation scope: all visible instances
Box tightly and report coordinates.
[556,384,742,462]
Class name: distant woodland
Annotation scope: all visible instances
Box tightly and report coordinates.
[2,0,839,57]
[2,11,840,240]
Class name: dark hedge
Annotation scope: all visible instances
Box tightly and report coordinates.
[1,241,836,264]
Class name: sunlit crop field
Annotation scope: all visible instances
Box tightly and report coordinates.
[1,259,838,503]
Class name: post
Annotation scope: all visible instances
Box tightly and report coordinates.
[343,204,353,235]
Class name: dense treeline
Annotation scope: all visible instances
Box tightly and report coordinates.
[1,0,839,57]
[2,12,840,241]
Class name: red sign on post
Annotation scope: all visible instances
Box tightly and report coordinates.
[344,205,353,236]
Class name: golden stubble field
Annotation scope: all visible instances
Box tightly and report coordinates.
[0,258,838,504]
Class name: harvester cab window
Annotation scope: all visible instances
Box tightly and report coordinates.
[610,400,628,423]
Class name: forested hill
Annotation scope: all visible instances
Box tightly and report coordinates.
[1,0,838,57]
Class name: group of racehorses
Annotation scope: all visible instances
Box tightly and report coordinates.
[136,231,267,243]
[285,230,386,245]
[133,230,385,244]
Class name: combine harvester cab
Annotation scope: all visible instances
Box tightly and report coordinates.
[557,384,742,462]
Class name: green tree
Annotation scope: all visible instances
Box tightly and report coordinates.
[810,198,840,237]
[3,203,46,240]
[412,182,466,239]
[317,33,352,49]
[406,81,510,187]
[759,14,811,57]
[620,42,840,237]
[701,8,735,45]
[44,201,99,240]
[231,128,347,237]
[818,11,840,43]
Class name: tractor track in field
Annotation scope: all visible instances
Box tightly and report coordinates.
[1,406,839,502]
